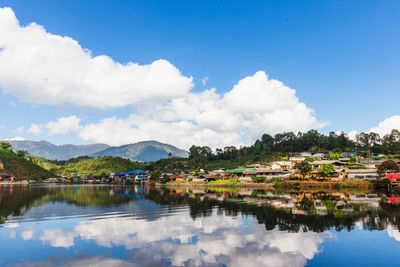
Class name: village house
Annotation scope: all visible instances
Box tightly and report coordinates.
[0,172,14,182]
[245,163,268,169]
[255,168,290,178]
[289,157,306,163]
[346,169,378,179]
[270,161,293,170]
[312,160,346,169]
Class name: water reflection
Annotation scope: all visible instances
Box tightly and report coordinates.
[1,185,400,266]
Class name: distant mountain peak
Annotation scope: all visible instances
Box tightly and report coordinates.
[92,141,188,162]
[5,139,188,162]
[6,140,110,160]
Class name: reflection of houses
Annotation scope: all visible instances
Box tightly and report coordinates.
[348,194,381,208]
[346,169,378,179]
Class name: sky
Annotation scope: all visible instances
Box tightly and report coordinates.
[0,0,400,149]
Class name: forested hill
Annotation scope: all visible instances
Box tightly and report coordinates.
[0,148,54,180]
[187,129,400,167]
[33,156,147,177]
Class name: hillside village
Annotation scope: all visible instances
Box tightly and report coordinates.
[2,128,400,187]
[36,151,400,186]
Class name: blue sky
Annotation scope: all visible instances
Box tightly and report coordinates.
[1,0,400,148]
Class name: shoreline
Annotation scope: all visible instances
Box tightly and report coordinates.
[0,181,29,185]
[164,180,386,189]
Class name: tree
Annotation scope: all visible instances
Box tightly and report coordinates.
[16,150,28,157]
[377,160,400,176]
[382,130,400,154]
[150,169,162,181]
[0,142,12,151]
[319,164,335,178]
[295,160,313,179]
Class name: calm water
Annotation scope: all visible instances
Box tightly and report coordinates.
[0,185,400,266]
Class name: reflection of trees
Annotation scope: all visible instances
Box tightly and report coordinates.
[0,186,48,224]
[147,187,400,233]
[0,186,133,224]
[40,186,132,207]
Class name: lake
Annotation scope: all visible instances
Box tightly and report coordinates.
[0,184,400,266]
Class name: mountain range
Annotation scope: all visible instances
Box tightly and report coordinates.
[92,141,188,162]
[6,140,188,162]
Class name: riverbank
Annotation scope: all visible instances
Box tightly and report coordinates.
[165,180,386,190]
[0,181,29,185]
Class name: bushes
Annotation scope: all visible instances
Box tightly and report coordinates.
[272,177,282,186]
[251,176,266,183]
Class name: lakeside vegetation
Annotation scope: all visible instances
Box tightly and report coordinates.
[0,144,54,180]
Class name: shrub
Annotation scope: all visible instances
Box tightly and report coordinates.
[251,176,266,183]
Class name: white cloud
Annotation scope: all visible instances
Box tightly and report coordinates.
[45,115,81,135]
[39,229,77,248]
[369,115,400,136]
[347,115,400,140]
[0,7,193,110]
[27,124,42,135]
[4,223,19,228]
[79,72,324,148]
[0,7,323,148]
[21,230,34,240]
[347,130,358,141]
[29,210,329,267]
[7,136,26,141]
[386,225,400,242]
[201,76,208,86]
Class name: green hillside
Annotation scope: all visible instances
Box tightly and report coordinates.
[0,149,54,180]
[51,156,146,176]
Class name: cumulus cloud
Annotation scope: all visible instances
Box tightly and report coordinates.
[369,115,400,136]
[45,116,81,135]
[79,72,324,148]
[27,124,42,135]
[0,7,323,148]
[26,116,81,136]
[347,130,358,141]
[347,115,400,140]
[0,7,193,109]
